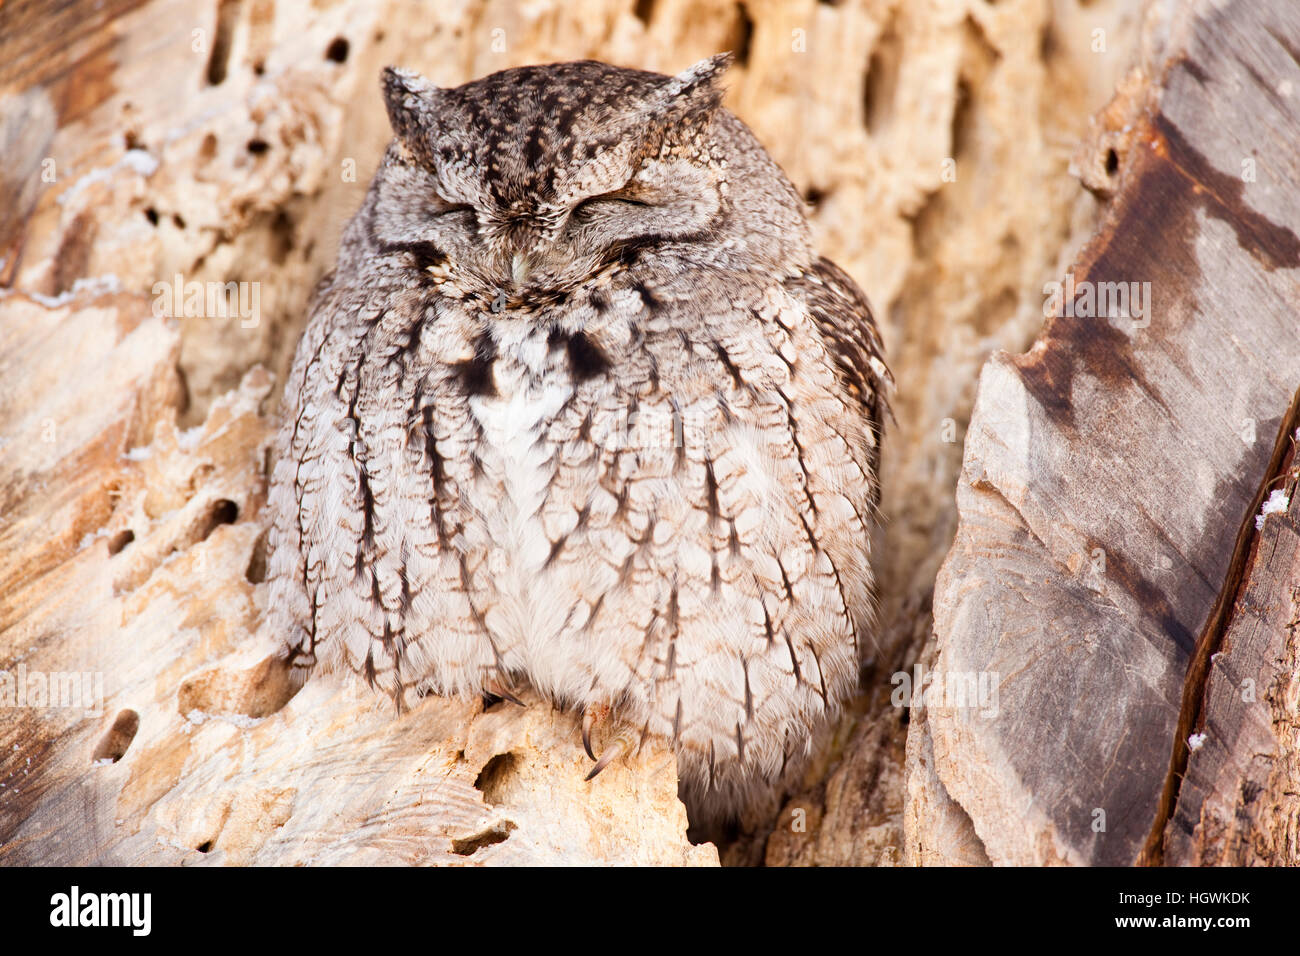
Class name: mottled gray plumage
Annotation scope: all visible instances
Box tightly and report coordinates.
[265,54,891,829]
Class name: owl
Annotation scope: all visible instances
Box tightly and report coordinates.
[264,53,891,832]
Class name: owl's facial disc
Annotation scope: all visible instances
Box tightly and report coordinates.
[375,57,734,306]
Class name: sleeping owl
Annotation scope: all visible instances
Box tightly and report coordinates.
[264,53,891,831]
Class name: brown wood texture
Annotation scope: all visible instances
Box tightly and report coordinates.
[1164,432,1300,865]
[912,0,1300,866]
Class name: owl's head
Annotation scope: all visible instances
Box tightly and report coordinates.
[364,55,809,307]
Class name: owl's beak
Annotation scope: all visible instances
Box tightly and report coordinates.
[511,252,532,286]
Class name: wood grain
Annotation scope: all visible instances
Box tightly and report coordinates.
[915,0,1300,866]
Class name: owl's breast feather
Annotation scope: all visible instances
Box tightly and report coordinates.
[464,322,576,648]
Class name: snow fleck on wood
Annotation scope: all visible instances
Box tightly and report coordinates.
[1256,490,1290,530]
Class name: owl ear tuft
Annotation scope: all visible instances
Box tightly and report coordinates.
[649,53,731,130]
[381,67,447,143]
[667,52,733,98]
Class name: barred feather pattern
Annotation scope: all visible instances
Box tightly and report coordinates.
[265,55,890,828]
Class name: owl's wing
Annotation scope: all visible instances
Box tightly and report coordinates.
[786,257,893,482]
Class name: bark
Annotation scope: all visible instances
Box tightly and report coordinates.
[910,0,1300,866]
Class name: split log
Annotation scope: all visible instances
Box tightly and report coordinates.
[910,0,1300,866]
[1163,431,1300,865]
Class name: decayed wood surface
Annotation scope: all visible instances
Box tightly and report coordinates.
[1164,433,1300,865]
[909,0,1300,866]
[2,0,1157,865]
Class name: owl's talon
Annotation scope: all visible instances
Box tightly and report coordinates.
[581,703,610,760]
[584,736,628,781]
[482,680,524,708]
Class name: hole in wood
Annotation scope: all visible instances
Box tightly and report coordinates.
[950,79,974,160]
[474,752,519,805]
[198,499,239,542]
[325,37,349,63]
[864,18,903,137]
[205,0,239,86]
[450,820,515,856]
[107,529,135,555]
[245,529,268,583]
[270,208,295,264]
[730,3,754,68]
[91,710,140,764]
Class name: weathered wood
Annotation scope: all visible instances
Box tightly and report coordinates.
[1164,435,1300,865]
[1,0,1154,865]
[914,0,1300,866]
